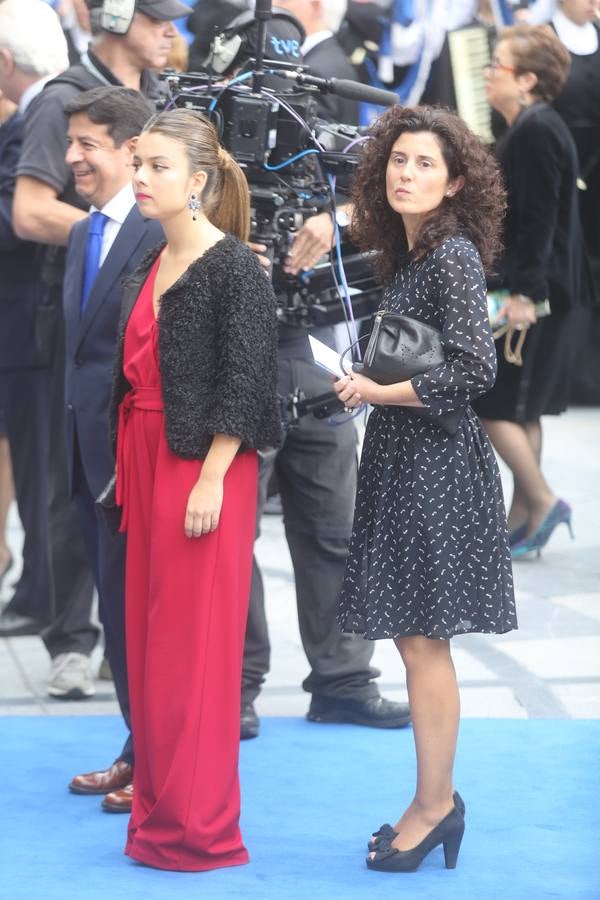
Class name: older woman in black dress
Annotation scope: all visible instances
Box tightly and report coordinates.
[334,106,516,873]
[552,1,600,402]
[473,24,592,557]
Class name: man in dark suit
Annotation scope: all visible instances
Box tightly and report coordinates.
[61,86,163,813]
[276,0,361,125]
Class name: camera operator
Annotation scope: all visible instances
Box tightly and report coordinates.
[277,0,360,278]
[208,8,411,738]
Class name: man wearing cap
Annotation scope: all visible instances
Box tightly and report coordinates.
[11,0,189,803]
[207,9,411,739]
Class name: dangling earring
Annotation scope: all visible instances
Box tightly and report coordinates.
[188,192,202,221]
[518,91,527,109]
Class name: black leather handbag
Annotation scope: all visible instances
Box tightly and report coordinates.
[349,311,465,435]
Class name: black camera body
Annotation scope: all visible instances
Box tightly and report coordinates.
[160,69,382,328]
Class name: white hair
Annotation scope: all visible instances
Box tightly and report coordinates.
[320,0,348,32]
[0,0,69,77]
[273,1,348,33]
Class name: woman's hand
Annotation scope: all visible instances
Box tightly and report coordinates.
[501,295,537,330]
[334,371,382,409]
[184,474,224,538]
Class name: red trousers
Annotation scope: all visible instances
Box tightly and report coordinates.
[117,262,257,871]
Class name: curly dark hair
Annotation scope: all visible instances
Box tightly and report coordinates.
[349,105,506,283]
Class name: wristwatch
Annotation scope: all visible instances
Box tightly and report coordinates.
[335,208,350,228]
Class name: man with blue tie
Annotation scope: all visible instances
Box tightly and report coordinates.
[61,86,163,813]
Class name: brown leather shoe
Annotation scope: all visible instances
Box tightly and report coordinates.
[69,760,133,795]
[101,783,133,813]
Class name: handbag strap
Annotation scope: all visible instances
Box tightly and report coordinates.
[492,322,527,366]
[340,333,369,372]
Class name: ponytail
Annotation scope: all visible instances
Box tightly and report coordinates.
[209,147,250,242]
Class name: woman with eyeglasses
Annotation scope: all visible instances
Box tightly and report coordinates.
[472,24,593,558]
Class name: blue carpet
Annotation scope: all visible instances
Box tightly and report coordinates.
[0,717,598,899]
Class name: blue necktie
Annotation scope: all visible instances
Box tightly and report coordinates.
[395,0,414,27]
[81,211,108,316]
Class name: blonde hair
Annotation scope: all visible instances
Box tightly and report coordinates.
[165,33,189,73]
[143,109,251,241]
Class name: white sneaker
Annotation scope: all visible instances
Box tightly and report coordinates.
[47,652,96,699]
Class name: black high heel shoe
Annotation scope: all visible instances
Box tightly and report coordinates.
[366,806,465,873]
[367,790,465,851]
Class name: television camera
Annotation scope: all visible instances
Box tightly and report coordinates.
[159,0,398,333]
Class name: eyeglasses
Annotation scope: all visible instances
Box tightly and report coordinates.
[484,57,517,75]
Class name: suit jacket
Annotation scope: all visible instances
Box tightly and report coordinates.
[0,111,46,370]
[63,204,163,497]
[496,102,593,314]
[304,36,361,126]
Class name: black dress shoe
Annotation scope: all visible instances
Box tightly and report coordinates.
[240,701,260,740]
[307,694,411,729]
[0,610,41,637]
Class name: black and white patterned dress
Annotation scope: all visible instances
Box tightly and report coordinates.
[338,236,517,640]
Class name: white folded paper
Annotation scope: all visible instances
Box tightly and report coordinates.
[308,335,347,379]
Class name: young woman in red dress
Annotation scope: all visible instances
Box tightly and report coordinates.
[109,109,281,872]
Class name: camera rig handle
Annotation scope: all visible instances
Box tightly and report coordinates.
[252,0,273,94]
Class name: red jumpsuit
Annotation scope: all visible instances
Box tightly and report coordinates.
[116,256,257,871]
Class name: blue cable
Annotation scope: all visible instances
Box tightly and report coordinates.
[208,71,254,111]
[327,176,361,356]
[263,149,320,171]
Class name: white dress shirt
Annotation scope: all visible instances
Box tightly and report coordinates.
[302,30,333,56]
[90,182,136,267]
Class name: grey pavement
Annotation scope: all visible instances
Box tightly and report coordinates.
[1,407,599,720]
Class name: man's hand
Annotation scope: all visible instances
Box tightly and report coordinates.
[247,241,271,271]
[283,212,335,275]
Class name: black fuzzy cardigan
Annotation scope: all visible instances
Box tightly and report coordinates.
[109,233,282,459]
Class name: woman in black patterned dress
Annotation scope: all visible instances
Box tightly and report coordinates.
[333,106,517,873]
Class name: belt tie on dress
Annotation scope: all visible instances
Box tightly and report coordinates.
[116,387,164,531]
